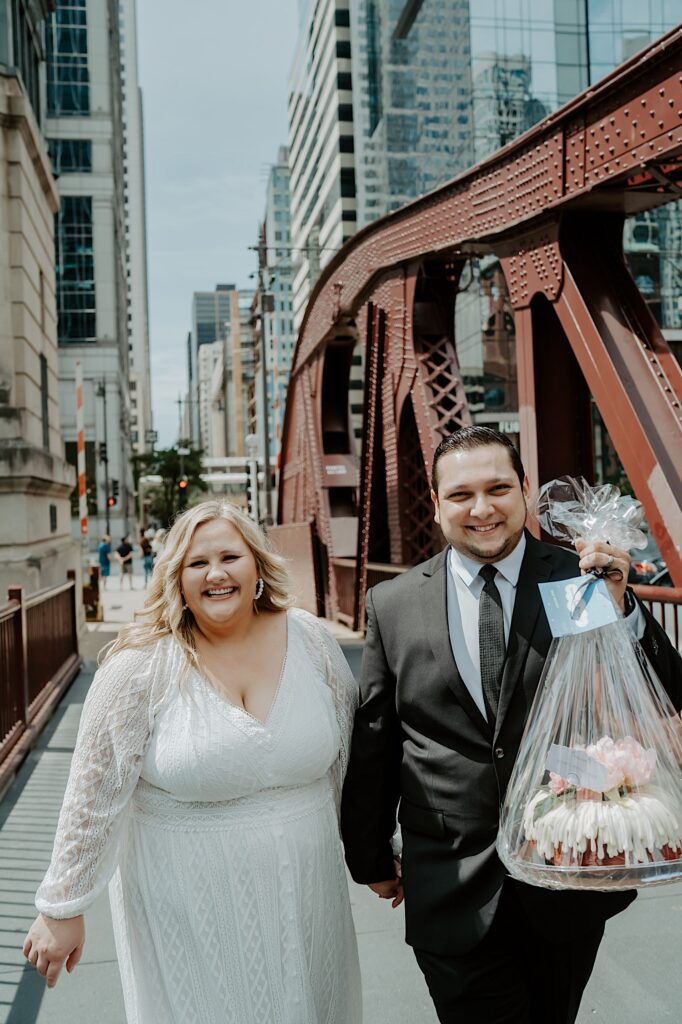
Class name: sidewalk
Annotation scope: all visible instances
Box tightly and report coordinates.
[1,585,681,1022]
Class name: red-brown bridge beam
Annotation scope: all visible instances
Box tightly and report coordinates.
[278,27,682,610]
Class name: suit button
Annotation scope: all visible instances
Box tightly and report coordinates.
[494,746,504,759]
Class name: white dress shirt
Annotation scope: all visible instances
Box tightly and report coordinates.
[445,536,645,722]
[446,536,527,720]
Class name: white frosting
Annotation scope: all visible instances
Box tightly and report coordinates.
[523,785,682,865]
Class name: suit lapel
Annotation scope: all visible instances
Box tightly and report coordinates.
[420,550,491,737]
[494,534,553,740]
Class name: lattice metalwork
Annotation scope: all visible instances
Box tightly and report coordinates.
[397,399,442,566]
[277,28,682,623]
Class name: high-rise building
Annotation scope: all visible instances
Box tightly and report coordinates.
[119,0,152,458]
[193,284,236,348]
[46,0,151,544]
[191,284,235,450]
[261,146,296,464]
[351,0,475,226]
[0,0,81,595]
[288,0,356,325]
[348,0,681,450]
[225,288,256,458]
[197,339,224,456]
[192,286,256,459]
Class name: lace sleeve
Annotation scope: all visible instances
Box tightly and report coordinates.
[292,609,359,817]
[35,641,167,919]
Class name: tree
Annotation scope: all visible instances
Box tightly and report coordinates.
[133,441,206,527]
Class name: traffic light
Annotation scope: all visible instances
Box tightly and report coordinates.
[107,495,115,507]
[99,442,108,463]
[178,476,188,511]
[112,478,119,502]
[246,459,259,521]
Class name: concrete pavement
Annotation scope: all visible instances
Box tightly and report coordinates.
[1,581,681,1022]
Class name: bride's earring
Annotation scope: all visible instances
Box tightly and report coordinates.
[254,578,264,601]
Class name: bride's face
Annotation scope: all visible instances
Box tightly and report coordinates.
[180,518,259,631]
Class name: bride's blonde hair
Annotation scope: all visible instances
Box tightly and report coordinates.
[103,500,294,667]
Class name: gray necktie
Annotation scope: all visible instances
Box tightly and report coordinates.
[478,564,505,722]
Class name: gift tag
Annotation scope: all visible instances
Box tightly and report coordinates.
[538,575,619,637]
[545,743,610,792]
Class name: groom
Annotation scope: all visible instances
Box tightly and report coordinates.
[341,426,682,1024]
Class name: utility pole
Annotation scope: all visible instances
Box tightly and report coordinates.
[96,379,111,534]
[177,394,184,441]
[256,238,273,523]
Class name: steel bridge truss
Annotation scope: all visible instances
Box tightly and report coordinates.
[278,28,682,627]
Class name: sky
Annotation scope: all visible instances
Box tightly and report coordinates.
[136,1,299,447]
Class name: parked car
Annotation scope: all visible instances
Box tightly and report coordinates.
[628,534,666,586]
[648,566,672,588]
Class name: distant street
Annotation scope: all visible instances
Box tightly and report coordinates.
[0,581,680,1023]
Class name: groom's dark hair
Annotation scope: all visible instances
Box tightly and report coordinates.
[431,426,525,493]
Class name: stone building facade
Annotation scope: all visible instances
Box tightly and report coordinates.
[0,66,79,596]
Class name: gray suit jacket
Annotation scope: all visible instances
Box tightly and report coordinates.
[340,533,682,954]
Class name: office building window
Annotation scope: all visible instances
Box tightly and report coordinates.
[46,1,90,116]
[40,354,49,450]
[11,0,44,119]
[55,196,96,343]
[48,138,92,173]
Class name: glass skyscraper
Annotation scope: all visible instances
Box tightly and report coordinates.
[350,0,681,452]
[351,0,475,223]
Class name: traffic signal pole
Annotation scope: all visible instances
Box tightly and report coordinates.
[177,446,189,512]
[97,379,111,534]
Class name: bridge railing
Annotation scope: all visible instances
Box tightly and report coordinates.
[631,585,682,654]
[340,563,681,653]
[0,573,81,791]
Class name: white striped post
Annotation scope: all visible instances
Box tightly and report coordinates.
[75,361,88,537]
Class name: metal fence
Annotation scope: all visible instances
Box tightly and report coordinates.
[632,585,682,653]
[0,573,80,788]
[329,558,681,648]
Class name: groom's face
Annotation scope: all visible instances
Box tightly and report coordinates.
[431,444,529,563]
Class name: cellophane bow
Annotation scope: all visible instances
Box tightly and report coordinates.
[533,476,648,551]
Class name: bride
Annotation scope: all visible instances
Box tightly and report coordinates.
[23,500,362,1023]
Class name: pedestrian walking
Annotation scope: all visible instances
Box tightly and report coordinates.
[98,534,112,590]
[23,501,361,1023]
[341,426,682,1024]
[151,528,166,562]
[139,531,153,587]
[116,536,134,589]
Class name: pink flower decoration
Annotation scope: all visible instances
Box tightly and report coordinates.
[585,736,657,790]
[549,772,568,795]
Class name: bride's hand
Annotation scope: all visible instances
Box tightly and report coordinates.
[23,913,85,988]
[368,859,404,909]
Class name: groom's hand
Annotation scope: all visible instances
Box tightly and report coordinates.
[368,859,404,908]
[575,537,631,611]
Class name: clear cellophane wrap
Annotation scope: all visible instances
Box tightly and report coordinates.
[497,478,682,890]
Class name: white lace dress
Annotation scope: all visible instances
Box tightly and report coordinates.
[36,608,362,1024]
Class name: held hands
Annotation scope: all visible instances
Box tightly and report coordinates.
[367,856,404,909]
[575,538,631,611]
[23,913,85,988]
